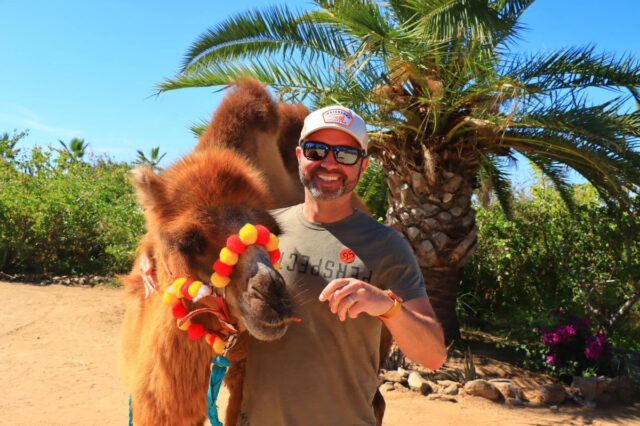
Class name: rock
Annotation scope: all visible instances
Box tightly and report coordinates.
[463,380,501,401]
[605,375,632,394]
[407,372,432,395]
[382,370,406,384]
[426,394,457,403]
[442,384,459,395]
[426,380,440,393]
[549,405,559,412]
[537,384,566,405]
[571,376,605,401]
[380,382,395,392]
[397,367,409,378]
[506,397,525,407]
[437,380,459,388]
[489,379,526,401]
[394,382,409,393]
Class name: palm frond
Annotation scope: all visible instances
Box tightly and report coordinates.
[479,154,514,218]
[524,155,576,212]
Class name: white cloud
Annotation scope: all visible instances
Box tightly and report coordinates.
[0,102,81,139]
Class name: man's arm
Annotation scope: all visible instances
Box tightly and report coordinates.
[319,279,447,371]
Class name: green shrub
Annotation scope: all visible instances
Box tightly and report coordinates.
[0,141,144,275]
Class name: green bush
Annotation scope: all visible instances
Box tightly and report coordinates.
[0,139,144,275]
[460,181,640,371]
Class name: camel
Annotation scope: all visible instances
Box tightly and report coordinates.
[120,77,391,425]
[119,147,297,425]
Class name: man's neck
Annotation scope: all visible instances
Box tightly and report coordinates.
[302,192,355,224]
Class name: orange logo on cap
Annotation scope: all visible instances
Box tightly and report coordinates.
[340,248,356,263]
[322,108,354,127]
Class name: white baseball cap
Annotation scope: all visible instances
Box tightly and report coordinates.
[299,105,368,152]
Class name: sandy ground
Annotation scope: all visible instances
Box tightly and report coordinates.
[1,281,638,426]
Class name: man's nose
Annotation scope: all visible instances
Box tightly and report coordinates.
[320,149,339,168]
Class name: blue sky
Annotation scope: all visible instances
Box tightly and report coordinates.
[1,0,638,185]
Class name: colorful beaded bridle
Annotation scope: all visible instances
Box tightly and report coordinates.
[161,223,281,355]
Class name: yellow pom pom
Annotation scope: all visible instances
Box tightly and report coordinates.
[188,281,203,298]
[210,272,230,288]
[239,223,258,245]
[162,291,177,305]
[273,263,280,271]
[205,334,214,346]
[177,319,191,331]
[171,277,187,298]
[219,247,238,265]
[265,234,279,252]
[213,336,227,354]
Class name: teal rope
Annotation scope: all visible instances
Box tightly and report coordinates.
[207,355,230,426]
[128,394,133,426]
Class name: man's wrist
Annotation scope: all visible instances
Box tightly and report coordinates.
[378,290,403,320]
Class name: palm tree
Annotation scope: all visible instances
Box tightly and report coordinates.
[58,138,88,162]
[134,146,166,172]
[157,0,640,341]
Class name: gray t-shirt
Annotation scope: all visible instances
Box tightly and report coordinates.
[239,204,427,426]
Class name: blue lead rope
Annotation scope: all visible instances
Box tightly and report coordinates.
[128,355,230,426]
[207,355,231,426]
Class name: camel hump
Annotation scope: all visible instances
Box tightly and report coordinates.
[197,77,280,152]
[277,102,308,174]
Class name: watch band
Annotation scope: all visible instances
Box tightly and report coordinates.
[378,289,403,320]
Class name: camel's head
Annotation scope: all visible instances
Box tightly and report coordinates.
[131,148,293,341]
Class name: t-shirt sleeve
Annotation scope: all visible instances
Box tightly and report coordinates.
[375,231,428,301]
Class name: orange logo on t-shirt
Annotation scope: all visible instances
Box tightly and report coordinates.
[340,248,356,263]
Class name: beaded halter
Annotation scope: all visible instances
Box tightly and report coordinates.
[161,223,280,355]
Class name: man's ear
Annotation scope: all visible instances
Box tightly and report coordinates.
[295,145,303,163]
[361,157,369,174]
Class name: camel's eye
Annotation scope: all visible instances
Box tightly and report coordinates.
[176,229,207,255]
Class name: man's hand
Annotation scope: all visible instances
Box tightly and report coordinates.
[319,278,394,321]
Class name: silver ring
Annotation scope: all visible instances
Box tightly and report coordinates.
[347,295,356,308]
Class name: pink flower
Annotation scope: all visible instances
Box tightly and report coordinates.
[546,355,560,365]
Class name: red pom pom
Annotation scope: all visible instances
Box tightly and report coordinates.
[187,323,207,340]
[213,260,233,277]
[180,278,195,300]
[268,249,281,264]
[226,235,246,254]
[172,302,187,319]
[255,225,270,245]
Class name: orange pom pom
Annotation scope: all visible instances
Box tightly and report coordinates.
[213,336,227,354]
[210,272,230,288]
[265,234,279,252]
[178,319,191,331]
[162,291,177,306]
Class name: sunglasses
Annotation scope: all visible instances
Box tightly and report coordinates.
[301,141,365,166]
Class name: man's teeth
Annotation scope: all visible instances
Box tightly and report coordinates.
[318,174,339,181]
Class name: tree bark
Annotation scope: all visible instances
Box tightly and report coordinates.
[382,138,479,343]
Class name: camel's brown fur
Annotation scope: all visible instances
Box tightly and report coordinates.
[121,77,386,426]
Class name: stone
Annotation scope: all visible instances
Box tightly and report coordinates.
[605,375,632,394]
[426,394,457,403]
[463,380,501,401]
[537,384,566,405]
[380,382,395,392]
[407,372,432,395]
[571,376,605,401]
[549,405,559,412]
[442,384,459,395]
[382,370,407,384]
[437,380,459,388]
[506,397,525,407]
[397,367,409,377]
[394,382,410,393]
[489,379,526,401]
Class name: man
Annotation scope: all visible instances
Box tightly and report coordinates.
[239,106,446,425]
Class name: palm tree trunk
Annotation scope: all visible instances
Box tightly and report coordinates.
[383,142,479,343]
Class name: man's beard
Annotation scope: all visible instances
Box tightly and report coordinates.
[299,166,357,201]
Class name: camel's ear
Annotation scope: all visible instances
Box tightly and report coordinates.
[277,102,309,174]
[130,166,166,210]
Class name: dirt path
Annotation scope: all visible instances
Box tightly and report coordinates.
[1,281,638,425]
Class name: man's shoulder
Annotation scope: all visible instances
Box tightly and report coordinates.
[269,204,301,218]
